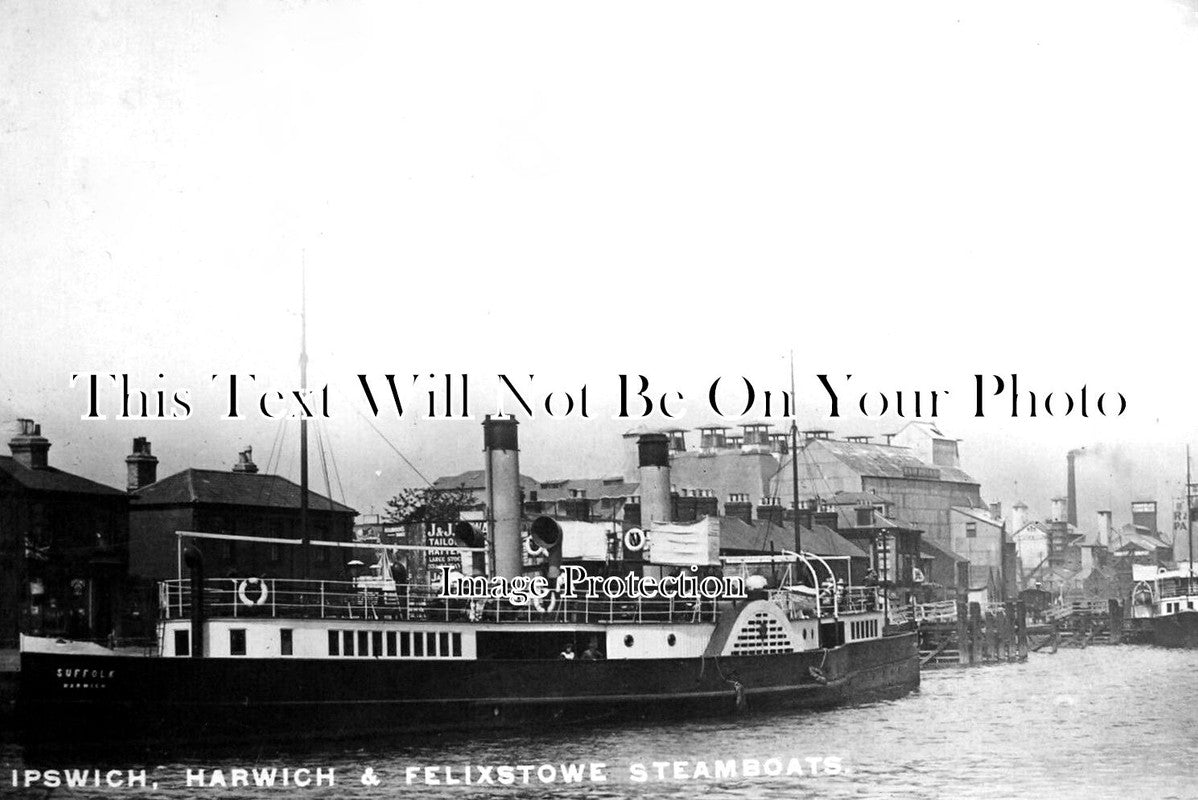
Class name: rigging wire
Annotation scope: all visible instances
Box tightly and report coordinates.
[324,421,348,505]
[333,385,435,489]
[313,422,336,512]
[255,416,288,506]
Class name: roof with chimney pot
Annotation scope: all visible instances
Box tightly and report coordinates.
[132,468,355,514]
[0,456,126,496]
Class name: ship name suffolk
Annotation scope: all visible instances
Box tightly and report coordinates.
[70,372,1127,421]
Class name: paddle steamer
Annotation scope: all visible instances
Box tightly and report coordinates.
[18,418,919,745]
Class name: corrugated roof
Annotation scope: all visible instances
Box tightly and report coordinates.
[0,456,125,496]
[805,438,978,485]
[920,537,968,562]
[951,506,1002,527]
[132,468,356,514]
[1116,532,1171,552]
[430,470,540,492]
[826,491,893,507]
[718,517,867,559]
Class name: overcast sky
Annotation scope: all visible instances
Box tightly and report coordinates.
[3,0,1198,533]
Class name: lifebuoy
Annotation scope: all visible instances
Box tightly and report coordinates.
[525,536,548,558]
[808,666,828,684]
[624,527,646,552]
[531,590,559,615]
[237,577,269,607]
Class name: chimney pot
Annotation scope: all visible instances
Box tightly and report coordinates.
[232,446,259,474]
[126,436,159,491]
[9,418,50,469]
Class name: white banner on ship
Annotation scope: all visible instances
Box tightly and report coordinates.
[646,517,720,566]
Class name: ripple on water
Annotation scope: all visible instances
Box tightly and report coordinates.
[3,648,1197,799]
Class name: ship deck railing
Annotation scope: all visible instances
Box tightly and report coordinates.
[889,600,958,623]
[1156,576,1198,599]
[157,579,722,625]
[767,586,882,619]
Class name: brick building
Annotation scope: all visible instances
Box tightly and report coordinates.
[128,445,356,582]
[0,420,130,646]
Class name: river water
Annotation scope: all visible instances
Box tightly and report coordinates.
[3,646,1196,799]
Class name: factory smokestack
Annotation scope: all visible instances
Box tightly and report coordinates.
[638,433,673,527]
[1066,448,1083,527]
[483,416,523,579]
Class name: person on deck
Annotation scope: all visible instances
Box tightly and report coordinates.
[580,636,604,660]
[560,643,575,660]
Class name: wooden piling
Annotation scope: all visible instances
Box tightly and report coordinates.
[995,609,1009,660]
[956,598,970,665]
[985,611,998,661]
[969,602,984,665]
[1015,600,1028,658]
[1003,602,1016,660]
[1109,599,1123,645]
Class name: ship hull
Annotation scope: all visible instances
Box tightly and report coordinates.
[17,633,918,746]
[1150,611,1198,648]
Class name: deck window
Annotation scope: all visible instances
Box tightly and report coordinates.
[452,632,462,657]
[358,630,370,657]
[281,629,293,656]
[372,631,383,658]
[343,630,355,656]
[230,629,246,656]
[174,629,190,657]
[401,631,411,657]
[427,632,438,657]
[413,632,424,657]
[328,630,340,656]
[387,631,397,657]
[439,632,450,657]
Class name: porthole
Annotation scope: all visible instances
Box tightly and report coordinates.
[624,634,634,647]
[667,633,676,646]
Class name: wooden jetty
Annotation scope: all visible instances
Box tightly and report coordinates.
[912,600,1028,668]
[911,597,1149,669]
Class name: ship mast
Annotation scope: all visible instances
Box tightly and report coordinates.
[1188,445,1193,592]
[300,264,310,580]
[790,351,802,557]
